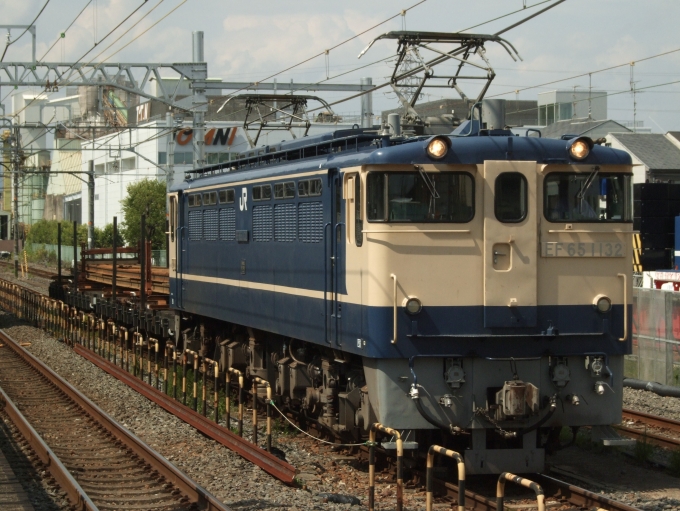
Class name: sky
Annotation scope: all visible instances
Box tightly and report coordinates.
[1,0,679,131]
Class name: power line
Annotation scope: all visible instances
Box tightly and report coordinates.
[38,1,93,63]
[223,0,427,99]
[11,1,151,121]
[458,0,555,33]
[0,0,52,62]
[300,1,568,114]
[0,1,93,106]
[496,78,680,116]
[485,47,680,99]
[98,0,187,62]
[85,0,170,63]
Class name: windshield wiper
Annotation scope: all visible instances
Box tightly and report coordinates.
[414,165,440,200]
[576,165,600,207]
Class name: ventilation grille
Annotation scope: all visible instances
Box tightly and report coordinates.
[203,210,218,240]
[275,203,297,242]
[219,208,236,241]
[253,205,273,242]
[188,210,202,240]
[298,202,323,243]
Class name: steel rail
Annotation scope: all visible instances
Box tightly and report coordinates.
[614,425,680,450]
[73,343,298,484]
[616,408,680,449]
[0,260,56,279]
[533,474,641,511]
[0,276,644,509]
[425,472,640,511]
[0,330,232,511]
[0,387,99,511]
[622,408,680,433]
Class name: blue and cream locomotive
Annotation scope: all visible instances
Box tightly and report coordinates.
[168,113,633,474]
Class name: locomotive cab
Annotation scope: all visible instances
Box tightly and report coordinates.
[342,135,632,474]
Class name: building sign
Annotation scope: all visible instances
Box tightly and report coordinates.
[136,102,151,123]
[174,127,237,147]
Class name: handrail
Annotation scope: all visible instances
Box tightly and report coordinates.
[426,445,465,511]
[185,349,199,412]
[252,376,273,452]
[497,472,545,511]
[547,229,635,233]
[363,229,470,234]
[323,222,332,345]
[334,222,344,347]
[390,273,397,344]
[368,423,403,511]
[618,273,628,342]
[204,358,219,422]
[176,226,187,309]
[226,367,244,437]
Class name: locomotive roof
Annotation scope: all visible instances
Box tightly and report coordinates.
[171,128,632,192]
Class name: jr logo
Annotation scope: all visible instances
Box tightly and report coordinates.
[239,187,248,211]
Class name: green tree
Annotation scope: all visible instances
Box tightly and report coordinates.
[97,223,126,248]
[121,178,167,250]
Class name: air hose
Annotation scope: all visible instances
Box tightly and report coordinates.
[623,378,680,398]
[414,392,453,431]
[516,402,557,437]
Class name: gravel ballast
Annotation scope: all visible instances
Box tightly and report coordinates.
[1,273,679,510]
[0,316,368,511]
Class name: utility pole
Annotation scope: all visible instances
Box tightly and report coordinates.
[192,31,207,170]
[11,125,20,278]
[88,160,95,249]
[630,62,637,133]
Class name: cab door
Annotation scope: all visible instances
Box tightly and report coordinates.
[483,161,537,328]
[168,192,180,307]
[325,168,344,346]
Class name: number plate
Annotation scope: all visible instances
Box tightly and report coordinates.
[541,242,624,258]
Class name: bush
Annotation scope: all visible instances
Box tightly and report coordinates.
[25,220,126,249]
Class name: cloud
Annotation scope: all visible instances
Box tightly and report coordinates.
[209,10,394,81]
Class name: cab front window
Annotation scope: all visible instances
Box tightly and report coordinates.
[544,172,632,222]
[366,171,474,223]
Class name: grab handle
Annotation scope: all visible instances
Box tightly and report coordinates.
[391,274,397,344]
[617,273,627,341]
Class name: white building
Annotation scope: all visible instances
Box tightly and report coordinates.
[537,89,607,125]
[78,119,357,228]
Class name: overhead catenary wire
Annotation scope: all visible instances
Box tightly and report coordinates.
[78,0,169,64]
[11,0,153,121]
[16,0,571,165]
[38,1,93,62]
[301,0,569,115]
[493,78,680,117]
[0,0,93,106]
[221,0,428,101]
[0,0,52,62]
[485,46,680,100]
[305,45,680,117]
[99,1,186,62]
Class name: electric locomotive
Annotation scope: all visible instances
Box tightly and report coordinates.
[168,113,633,474]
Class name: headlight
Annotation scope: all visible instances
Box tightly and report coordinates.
[426,136,450,160]
[403,296,422,315]
[593,294,612,313]
[568,137,593,161]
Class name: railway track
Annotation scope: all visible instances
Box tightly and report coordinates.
[616,408,680,449]
[0,275,645,511]
[0,329,230,511]
[0,260,57,281]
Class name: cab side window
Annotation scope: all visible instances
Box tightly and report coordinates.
[495,172,527,223]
